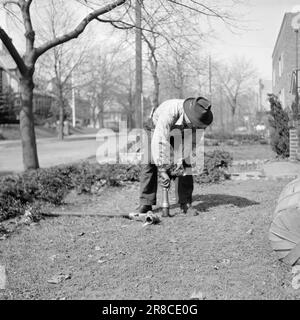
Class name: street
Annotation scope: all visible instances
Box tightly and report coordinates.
[0,135,98,174]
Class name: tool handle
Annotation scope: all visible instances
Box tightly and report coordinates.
[162,187,170,217]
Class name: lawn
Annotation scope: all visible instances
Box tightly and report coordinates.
[205,143,276,161]
[0,177,298,300]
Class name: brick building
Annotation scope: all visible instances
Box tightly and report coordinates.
[272,11,300,110]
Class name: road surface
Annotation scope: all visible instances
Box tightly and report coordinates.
[0,132,135,175]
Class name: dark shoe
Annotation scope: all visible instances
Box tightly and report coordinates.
[177,203,199,216]
[138,205,152,213]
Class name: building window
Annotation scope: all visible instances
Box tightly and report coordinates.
[279,53,284,77]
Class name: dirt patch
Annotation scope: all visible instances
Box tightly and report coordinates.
[0,179,299,300]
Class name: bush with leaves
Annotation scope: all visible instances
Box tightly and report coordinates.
[195,150,233,183]
[205,132,262,144]
[268,94,289,157]
[0,151,233,222]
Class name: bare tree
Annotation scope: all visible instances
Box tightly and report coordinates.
[114,58,136,129]
[81,46,122,129]
[114,0,240,110]
[214,57,257,130]
[0,0,128,170]
[35,0,90,140]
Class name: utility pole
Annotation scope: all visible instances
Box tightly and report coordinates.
[208,55,212,103]
[71,70,76,127]
[208,54,213,131]
[219,85,224,132]
[296,29,299,119]
[135,0,143,128]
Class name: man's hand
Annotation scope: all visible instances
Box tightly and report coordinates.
[160,171,170,189]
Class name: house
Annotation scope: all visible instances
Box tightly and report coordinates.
[0,42,19,123]
[0,42,54,123]
[272,11,300,110]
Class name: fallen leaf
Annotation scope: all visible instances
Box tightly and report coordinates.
[246,229,254,235]
[0,225,9,235]
[221,259,231,266]
[47,273,72,284]
[292,265,300,275]
[78,232,85,237]
[97,260,107,264]
[213,265,219,270]
[292,274,300,290]
[190,290,205,300]
[95,246,101,251]
[0,265,6,290]
[49,255,57,262]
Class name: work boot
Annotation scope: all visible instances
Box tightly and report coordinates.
[177,203,199,216]
[138,205,152,213]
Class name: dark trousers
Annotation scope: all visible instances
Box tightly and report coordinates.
[139,129,194,206]
[139,163,193,205]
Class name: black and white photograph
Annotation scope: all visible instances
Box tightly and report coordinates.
[1,0,300,306]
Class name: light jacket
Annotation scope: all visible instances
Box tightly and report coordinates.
[151,99,195,171]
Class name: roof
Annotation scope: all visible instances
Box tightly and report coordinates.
[0,53,17,70]
[272,12,294,58]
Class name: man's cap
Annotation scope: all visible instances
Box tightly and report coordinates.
[183,97,213,128]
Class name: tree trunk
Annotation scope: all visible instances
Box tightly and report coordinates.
[231,108,235,132]
[19,76,39,170]
[98,102,104,129]
[153,70,160,110]
[57,85,64,140]
[58,103,64,140]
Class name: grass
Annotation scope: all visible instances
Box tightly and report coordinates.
[205,143,276,161]
[0,178,298,300]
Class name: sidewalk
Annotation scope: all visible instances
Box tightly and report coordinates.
[0,133,98,148]
[229,159,300,181]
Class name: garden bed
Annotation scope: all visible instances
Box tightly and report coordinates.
[0,178,298,299]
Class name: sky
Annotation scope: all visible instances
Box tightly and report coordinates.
[0,0,300,81]
[208,0,300,80]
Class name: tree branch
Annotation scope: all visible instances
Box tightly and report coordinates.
[20,0,35,55]
[3,0,20,7]
[35,0,127,60]
[0,27,27,75]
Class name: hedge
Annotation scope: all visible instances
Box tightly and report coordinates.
[205,132,262,143]
[0,150,232,222]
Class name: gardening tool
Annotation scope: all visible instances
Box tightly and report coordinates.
[128,211,160,225]
[45,210,160,224]
[162,186,170,217]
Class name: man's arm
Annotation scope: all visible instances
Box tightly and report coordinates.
[151,103,179,172]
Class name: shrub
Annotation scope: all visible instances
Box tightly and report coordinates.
[195,150,233,183]
[205,131,262,144]
[0,133,4,140]
[0,152,233,222]
[268,94,289,157]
